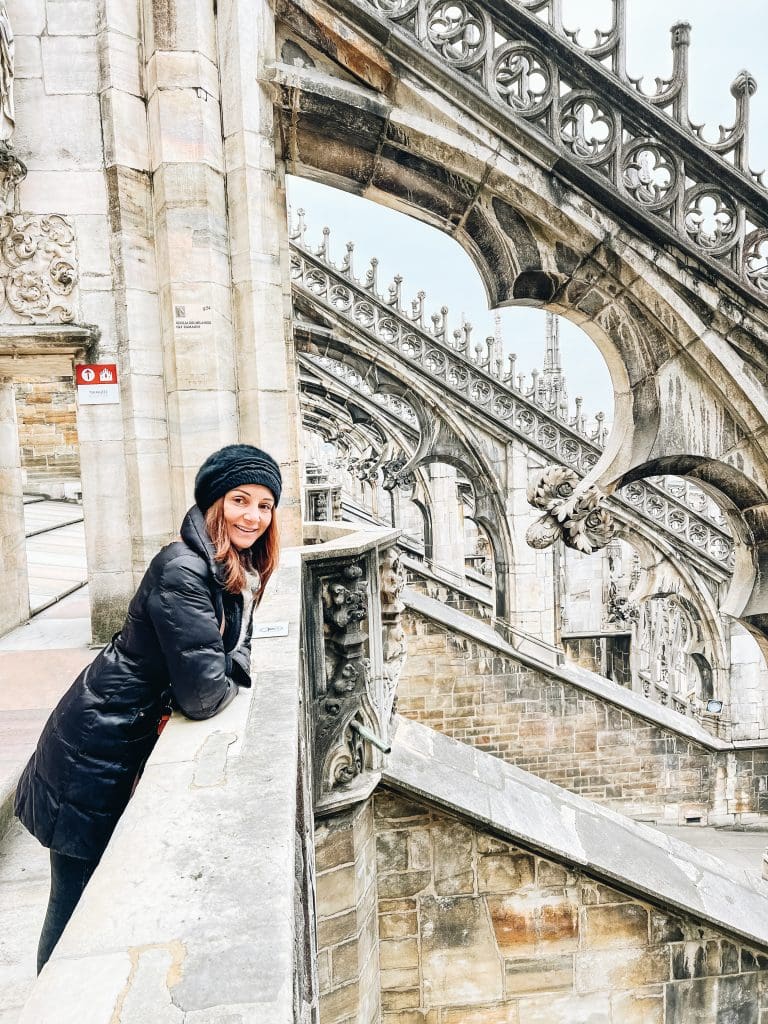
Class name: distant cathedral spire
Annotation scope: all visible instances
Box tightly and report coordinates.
[543,312,568,416]
[543,311,561,377]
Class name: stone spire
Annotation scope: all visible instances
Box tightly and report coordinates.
[542,313,568,417]
[543,311,561,378]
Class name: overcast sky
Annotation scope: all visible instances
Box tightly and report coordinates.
[287,1,766,425]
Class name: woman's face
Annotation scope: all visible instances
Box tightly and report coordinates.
[222,484,275,550]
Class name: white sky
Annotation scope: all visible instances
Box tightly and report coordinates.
[287,1,766,425]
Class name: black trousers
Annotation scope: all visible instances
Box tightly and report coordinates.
[37,850,99,973]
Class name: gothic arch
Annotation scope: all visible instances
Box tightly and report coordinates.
[280,81,768,633]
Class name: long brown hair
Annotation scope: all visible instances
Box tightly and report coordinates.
[204,497,280,600]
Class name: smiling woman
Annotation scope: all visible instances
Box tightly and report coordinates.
[14,443,283,974]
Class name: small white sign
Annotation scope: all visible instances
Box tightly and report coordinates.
[75,364,120,405]
[252,621,289,639]
[173,302,213,334]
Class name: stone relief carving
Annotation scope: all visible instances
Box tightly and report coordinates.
[526,465,615,554]
[308,543,408,810]
[606,580,639,627]
[380,546,407,713]
[0,214,77,322]
[381,454,415,491]
[313,560,372,798]
[321,563,368,699]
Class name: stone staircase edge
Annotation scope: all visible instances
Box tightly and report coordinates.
[403,587,738,753]
[383,715,768,952]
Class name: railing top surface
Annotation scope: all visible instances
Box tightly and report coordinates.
[289,0,768,308]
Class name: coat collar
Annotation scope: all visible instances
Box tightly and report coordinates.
[180,505,227,588]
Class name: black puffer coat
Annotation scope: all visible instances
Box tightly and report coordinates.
[15,505,254,860]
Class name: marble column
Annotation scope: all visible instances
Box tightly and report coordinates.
[0,382,30,635]
[215,0,304,544]
[143,0,238,523]
[428,463,466,577]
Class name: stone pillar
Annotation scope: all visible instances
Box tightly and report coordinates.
[0,382,29,635]
[143,0,239,523]
[428,463,465,576]
[216,0,304,544]
[96,0,174,601]
[508,444,556,643]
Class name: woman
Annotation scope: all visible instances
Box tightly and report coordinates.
[15,444,281,972]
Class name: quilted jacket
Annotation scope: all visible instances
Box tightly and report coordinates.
[15,505,253,859]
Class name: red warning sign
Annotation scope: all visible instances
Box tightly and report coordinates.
[75,364,119,405]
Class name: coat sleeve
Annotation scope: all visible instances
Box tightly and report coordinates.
[229,613,253,689]
[147,556,237,720]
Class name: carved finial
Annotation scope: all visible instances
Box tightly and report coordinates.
[574,395,584,431]
[316,225,331,262]
[670,21,690,48]
[453,327,463,351]
[411,290,425,327]
[341,241,355,278]
[474,342,484,365]
[731,70,758,99]
[434,305,448,340]
[294,208,307,244]
[506,352,517,384]
[365,256,378,293]
[462,320,472,351]
[388,274,402,309]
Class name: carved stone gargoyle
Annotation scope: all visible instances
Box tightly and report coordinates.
[526,465,615,554]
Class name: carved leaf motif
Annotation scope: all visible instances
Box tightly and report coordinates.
[0,213,78,323]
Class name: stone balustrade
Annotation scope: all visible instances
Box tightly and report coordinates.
[18,521,405,1023]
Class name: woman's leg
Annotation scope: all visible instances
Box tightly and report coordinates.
[37,850,99,973]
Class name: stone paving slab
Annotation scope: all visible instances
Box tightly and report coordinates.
[0,822,49,1022]
[0,584,96,1023]
[23,501,83,537]
[24,523,87,614]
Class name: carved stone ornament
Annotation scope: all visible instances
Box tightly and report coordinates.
[0,214,77,323]
[606,580,640,627]
[381,454,415,491]
[312,559,376,805]
[379,546,407,719]
[308,540,408,812]
[0,143,25,214]
[0,2,14,144]
[526,465,615,553]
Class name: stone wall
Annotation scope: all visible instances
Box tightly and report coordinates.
[563,635,632,688]
[398,609,768,823]
[315,802,380,1024]
[15,377,79,489]
[373,788,768,1023]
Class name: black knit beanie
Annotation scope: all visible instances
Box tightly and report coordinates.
[194,444,282,512]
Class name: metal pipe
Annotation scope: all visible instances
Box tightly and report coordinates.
[350,720,391,754]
